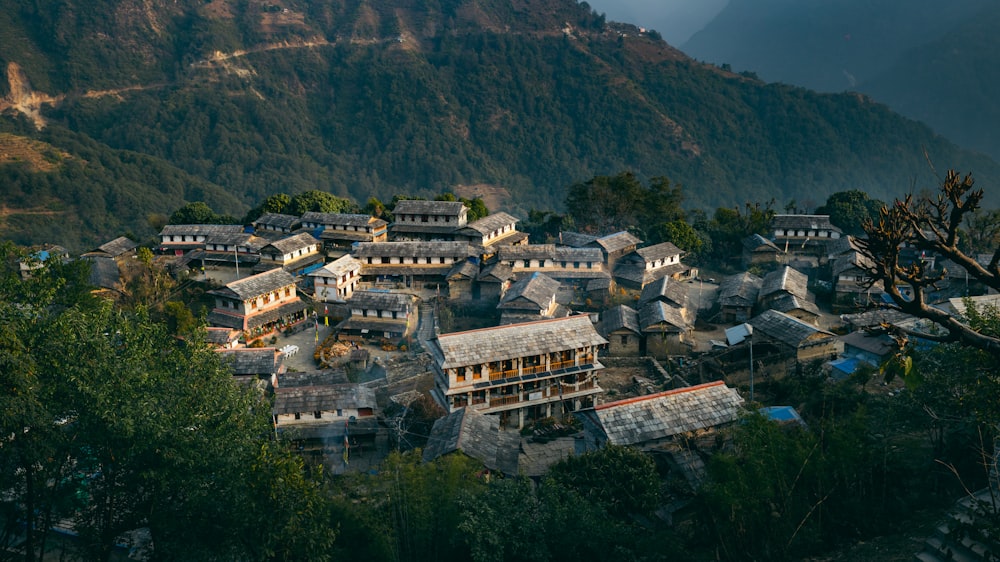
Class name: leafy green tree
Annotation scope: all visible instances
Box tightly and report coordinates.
[565,172,684,236]
[168,201,239,225]
[704,201,775,266]
[244,193,293,223]
[462,197,490,222]
[651,219,711,260]
[288,190,358,215]
[547,444,661,517]
[816,189,885,236]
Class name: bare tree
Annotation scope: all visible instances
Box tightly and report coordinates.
[857,170,1000,356]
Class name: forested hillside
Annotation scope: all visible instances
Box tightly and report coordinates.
[1,0,997,250]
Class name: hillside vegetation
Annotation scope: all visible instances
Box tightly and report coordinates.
[0,0,997,250]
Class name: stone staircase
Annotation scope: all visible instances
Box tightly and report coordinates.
[915,488,1000,562]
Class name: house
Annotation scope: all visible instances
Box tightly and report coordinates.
[838,330,897,367]
[204,327,242,349]
[453,212,526,252]
[200,231,267,266]
[496,244,610,288]
[206,269,310,339]
[748,309,843,364]
[81,236,137,261]
[252,213,301,234]
[216,347,285,385]
[758,265,819,324]
[158,224,246,255]
[831,249,881,312]
[299,212,389,249]
[559,231,642,271]
[272,373,378,455]
[741,234,782,267]
[497,272,565,324]
[339,290,416,340]
[390,200,468,240]
[770,214,842,254]
[477,261,515,302]
[718,272,763,323]
[597,304,642,356]
[354,241,473,287]
[422,407,521,475]
[614,242,695,289]
[639,300,692,358]
[638,275,692,323]
[446,259,481,302]
[255,232,323,275]
[310,255,363,303]
[429,315,607,429]
[19,245,70,279]
[576,381,744,451]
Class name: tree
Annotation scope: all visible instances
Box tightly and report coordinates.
[287,190,357,215]
[168,201,239,225]
[566,172,683,235]
[244,193,292,223]
[651,219,711,260]
[547,444,661,518]
[816,189,885,236]
[857,170,1000,357]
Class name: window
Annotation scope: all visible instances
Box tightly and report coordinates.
[421,215,428,222]
[621,335,629,345]
[294,413,301,420]
[314,411,322,419]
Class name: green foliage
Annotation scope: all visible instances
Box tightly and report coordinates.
[244,193,293,223]
[566,172,684,236]
[815,189,886,236]
[168,201,239,225]
[700,201,776,266]
[547,444,661,517]
[650,219,711,260]
[287,190,358,216]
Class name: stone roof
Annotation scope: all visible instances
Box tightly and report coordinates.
[393,199,467,216]
[826,235,864,257]
[831,251,875,277]
[557,231,598,247]
[718,272,762,308]
[498,272,560,310]
[635,242,683,262]
[478,261,514,283]
[741,233,781,253]
[216,348,282,376]
[300,212,387,229]
[459,212,519,235]
[447,259,480,280]
[760,265,810,300]
[160,224,245,237]
[614,262,689,287]
[768,293,820,316]
[583,381,744,446]
[839,331,897,357]
[204,231,267,249]
[595,231,642,254]
[210,269,296,300]
[277,369,351,388]
[771,214,842,234]
[261,232,320,255]
[253,213,301,230]
[431,315,607,369]
[948,294,1000,318]
[598,305,641,336]
[340,317,409,333]
[348,290,413,312]
[638,275,688,308]
[749,309,833,348]
[273,383,376,415]
[91,236,137,258]
[639,301,688,332]
[87,257,120,289]
[204,327,241,345]
[309,255,362,279]
[422,408,520,474]
[353,241,472,258]
[498,244,604,263]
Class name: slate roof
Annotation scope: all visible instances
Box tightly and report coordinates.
[277,369,351,389]
[760,265,810,300]
[595,231,642,254]
[741,233,781,253]
[244,301,310,330]
[87,257,120,289]
[598,305,641,337]
[614,262,688,287]
[300,212,387,229]
[210,269,296,300]
[348,290,413,312]
[557,231,598,247]
[353,241,472,258]
[826,235,864,257]
[91,236,137,258]
[948,294,1000,318]
[340,317,409,333]
[253,213,301,230]
[421,407,521,474]
[638,275,688,308]
[635,242,683,262]
[261,232,320,255]
[478,261,514,283]
[309,255,362,279]
[447,260,480,280]
[498,244,604,263]
[498,272,559,310]
[160,224,244,237]
[216,348,282,376]
[204,327,241,345]
[459,212,519,235]
[203,231,267,249]
[431,315,607,369]
[393,199,467,216]
[768,293,820,316]
[839,331,897,357]
[273,383,376,415]
[581,381,744,446]
[718,272,763,307]
[639,301,688,332]
[749,309,834,347]
[771,214,841,233]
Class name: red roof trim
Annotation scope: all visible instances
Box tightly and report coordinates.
[595,381,727,411]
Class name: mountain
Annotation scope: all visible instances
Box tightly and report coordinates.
[1,0,998,251]
[583,0,726,45]
[682,0,1000,161]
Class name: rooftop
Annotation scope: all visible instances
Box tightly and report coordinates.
[421,408,520,474]
[393,199,467,216]
[210,268,297,300]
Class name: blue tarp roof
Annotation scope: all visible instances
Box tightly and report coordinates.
[760,406,804,425]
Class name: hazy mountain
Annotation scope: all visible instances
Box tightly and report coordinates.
[1,0,997,250]
[584,0,726,44]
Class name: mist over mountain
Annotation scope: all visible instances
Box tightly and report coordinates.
[584,0,726,44]
[0,0,997,250]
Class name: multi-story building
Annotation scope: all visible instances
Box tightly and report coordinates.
[157,224,245,255]
[390,200,468,241]
[299,212,389,249]
[354,241,472,287]
[252,213,301,234]
[206,269,310,339]
[310,255,363,303]
[256,232,323,275]
[429,315,607,429]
